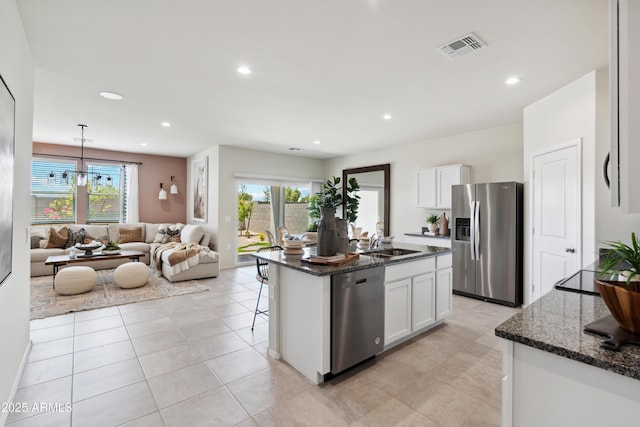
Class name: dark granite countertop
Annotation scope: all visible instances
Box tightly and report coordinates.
[495,288,640,381]
[252,242,451,277]
[404,232,451,240]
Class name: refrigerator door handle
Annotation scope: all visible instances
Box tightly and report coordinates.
[474,201,480,260]
[469,201,476,261]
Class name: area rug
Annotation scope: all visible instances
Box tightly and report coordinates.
[30,268,209,320]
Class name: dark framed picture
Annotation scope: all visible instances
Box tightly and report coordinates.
[192,156,207,222]
[0,74,15,286]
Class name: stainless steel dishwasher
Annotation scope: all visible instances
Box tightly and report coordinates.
[331,266,385,374]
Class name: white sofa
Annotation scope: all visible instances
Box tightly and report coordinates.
[30,223,219,281]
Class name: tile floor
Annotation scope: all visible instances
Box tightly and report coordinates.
[8,266,519,427]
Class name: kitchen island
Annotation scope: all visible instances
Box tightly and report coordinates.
[254,243,451,384]
[496,287,640,427]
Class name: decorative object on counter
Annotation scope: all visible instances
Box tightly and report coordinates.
[75,241,102,258]
[584,314,640,351]
[303,253,359,265]
[426,213,440,233]
[102,241,121,255]
[336,218,349,254]
[317,206,338,256]
[439,212,449,236]
[350,224,362,240]
[376,221,385,237]
[314,176,360,256]
[595,232,640,333]
[283,239,304,256]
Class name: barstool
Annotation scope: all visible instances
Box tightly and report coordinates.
[252,245,283,331]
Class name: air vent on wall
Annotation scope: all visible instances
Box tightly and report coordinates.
[437,32,486,60]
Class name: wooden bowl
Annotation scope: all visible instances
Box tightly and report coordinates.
[595,279,640,334]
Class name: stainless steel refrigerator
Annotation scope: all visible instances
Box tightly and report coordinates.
[451,182,523,307]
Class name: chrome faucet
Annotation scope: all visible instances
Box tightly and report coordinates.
[369,235,379,250]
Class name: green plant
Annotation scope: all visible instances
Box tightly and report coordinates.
[318,176,343,208]
[426,213,440,224]
[259,232,265,242]
[307,222,318,232]
[345,177,360,224]
[600,232,640,284]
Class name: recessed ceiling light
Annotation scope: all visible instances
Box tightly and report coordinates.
[161,122,171,127]
[313,140,320,145]
[383,113,393,120]
[140,142,148,147]
[505,76,521,85]
[237,66,252,75]
[99,91,123,100]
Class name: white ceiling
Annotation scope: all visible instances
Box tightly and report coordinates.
[17,0,608,159]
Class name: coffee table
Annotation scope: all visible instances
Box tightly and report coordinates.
[45,250,145,288]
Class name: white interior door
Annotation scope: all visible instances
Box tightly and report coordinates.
[532,142,580,301]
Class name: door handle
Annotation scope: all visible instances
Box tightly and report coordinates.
[565,248,576,253]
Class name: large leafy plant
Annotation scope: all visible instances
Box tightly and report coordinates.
[599,232,640,284]
[344,177,360,224]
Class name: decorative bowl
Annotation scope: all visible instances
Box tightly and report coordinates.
[75,241,102,257]
[595,279,640,334]
[102,249,122,255]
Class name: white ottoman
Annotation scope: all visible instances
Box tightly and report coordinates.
[55,266,97,295]
[114,262,149,289]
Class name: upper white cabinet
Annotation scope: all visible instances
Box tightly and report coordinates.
[611,0,640,212]
[417,165,471,209]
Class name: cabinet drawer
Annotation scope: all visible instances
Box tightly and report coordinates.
[437,253,452,269]
[385,258,435,282]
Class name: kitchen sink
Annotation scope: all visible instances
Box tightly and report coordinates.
[363,248,421,258]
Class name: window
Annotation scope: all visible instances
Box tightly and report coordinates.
[31,158,128,224]
[31,159,76,224]
[86,163,123,223]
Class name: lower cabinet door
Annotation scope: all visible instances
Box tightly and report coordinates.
[412,272,435,330]
[384,278,411,345]
[436,267,453,320]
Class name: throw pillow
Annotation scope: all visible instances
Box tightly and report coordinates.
[66,228,88,248]
[153,224,171,244]
[45,227,69,249]
[30,235,44,249]
[119,227,143,244]
[181,224,205,245]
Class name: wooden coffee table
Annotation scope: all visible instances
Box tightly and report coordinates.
[45,250,145,288]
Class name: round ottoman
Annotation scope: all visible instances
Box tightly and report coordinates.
[114,262,149,289]
[55,266,97,295]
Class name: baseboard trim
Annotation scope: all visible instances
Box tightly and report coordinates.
[0,339,32,426]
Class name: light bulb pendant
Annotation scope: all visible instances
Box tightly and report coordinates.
[159,183,167,200]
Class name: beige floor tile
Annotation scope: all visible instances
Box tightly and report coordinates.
[119,411,165,427]
[350,396,439,427]
[125,317,176,339]
[190,293,235,308]
[234,322,269,346]
[117,298,166,314]
[7,376,72,423]
[73,314,124,336]
[27,337,73,363]
[168,307,215,327]
[30,313,74,331]
[71,381,157,427]
[191,331,250,359]
[5,409,71,427]
[253,392,349,427]
[29,324,74,344]
[229,290,260,303]
[209,302,251,319]
[147,362,222,409]
[461,402,501,427]
[160,387,250,427]
[72,358,145,402]
[205,346,270,384]
[73,326,129,352]
[227,363,313,415]
[138,343,203,379]
[73,339,137,373]
[220,311,267,331]
[74,306,120,322]
[178,317,231,342]
[120,307,167,325]
[19,354,73,388]
[131,329,188,357]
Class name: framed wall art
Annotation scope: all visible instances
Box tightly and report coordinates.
[192,156,208,222]
[0,74,15,286]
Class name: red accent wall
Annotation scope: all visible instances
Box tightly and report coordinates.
[33,142,187,224]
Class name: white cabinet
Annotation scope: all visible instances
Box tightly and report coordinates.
[384,278,412,344]
[417,165,471,209]
[435,254,453,320]
[384,255,449,348]
[611,0,640,212]
[403,234,452,248]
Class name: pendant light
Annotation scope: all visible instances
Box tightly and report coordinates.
[76,124,88,187]
[170,176,178,194]
[159,183,167,200]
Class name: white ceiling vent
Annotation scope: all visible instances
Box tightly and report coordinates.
[437,33,486,60]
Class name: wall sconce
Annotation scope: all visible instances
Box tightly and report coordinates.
[159,183,167,200]
[170,176,178,194]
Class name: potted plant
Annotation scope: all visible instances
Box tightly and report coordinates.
[596,232,640,333]
[426,213,440,233]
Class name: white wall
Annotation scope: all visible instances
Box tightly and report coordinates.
[522,71,599,306]
[595,68,640,244]
[0,0,34,421]
[190,145,324,269]
[325,123,524,238]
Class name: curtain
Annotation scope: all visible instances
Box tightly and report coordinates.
[124,164,139,223]
[270,185,281,234]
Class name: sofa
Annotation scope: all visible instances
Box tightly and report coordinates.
[30,222,220,281]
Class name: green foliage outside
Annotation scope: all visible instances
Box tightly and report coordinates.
[238,184,254,236]
[237,242,269,253]
[44,181,120,221]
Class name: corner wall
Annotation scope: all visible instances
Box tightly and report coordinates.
[0,0,34,420]
[522,71,599,306]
